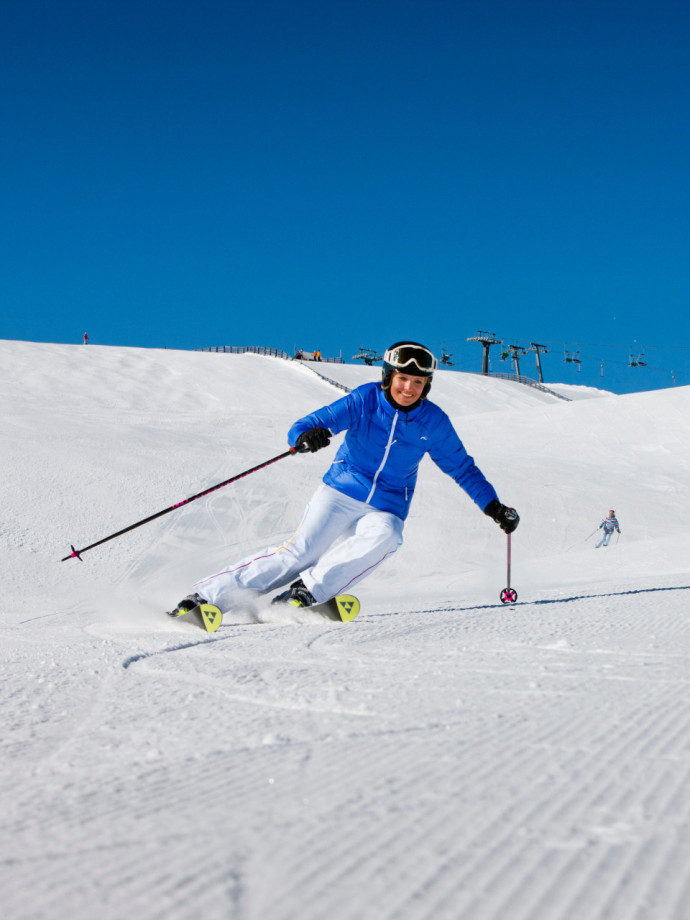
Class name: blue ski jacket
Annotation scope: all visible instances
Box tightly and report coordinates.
[288,382,498,521]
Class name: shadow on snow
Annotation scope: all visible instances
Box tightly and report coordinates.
[413,583,690,617]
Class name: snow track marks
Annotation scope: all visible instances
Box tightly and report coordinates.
[3,584,690,919]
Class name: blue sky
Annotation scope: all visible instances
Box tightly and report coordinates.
[2,0,689,394]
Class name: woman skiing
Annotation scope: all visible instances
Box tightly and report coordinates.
[595,510,621,547]
[171,341,519,616]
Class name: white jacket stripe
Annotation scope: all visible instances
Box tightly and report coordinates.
[366,412,398,504]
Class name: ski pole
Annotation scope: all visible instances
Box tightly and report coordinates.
[565,528,600,552]
[61,448,297,561]
[500,513,519,604]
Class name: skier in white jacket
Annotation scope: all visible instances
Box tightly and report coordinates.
[170,341,519,616]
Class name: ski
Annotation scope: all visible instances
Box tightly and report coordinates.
[271,583,361,622]
[303,594,360,622]
[165,594,358,630]
[167,602,223,633]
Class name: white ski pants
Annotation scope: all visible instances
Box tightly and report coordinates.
[596,530,614,547]
[193,484,404,610]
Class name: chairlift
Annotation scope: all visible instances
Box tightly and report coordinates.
[630,348,646,367]
[439,342,454,365]
[352,347,382,366]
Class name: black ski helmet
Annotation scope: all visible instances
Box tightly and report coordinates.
[382,341,437,398]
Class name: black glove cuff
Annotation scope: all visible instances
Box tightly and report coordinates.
[484,499,501,518]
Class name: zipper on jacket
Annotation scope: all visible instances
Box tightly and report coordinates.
[366,411,398,504]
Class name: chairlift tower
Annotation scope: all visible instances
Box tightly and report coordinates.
[467,331,503,375]
[505,344,527,378]
[529,343,549,383]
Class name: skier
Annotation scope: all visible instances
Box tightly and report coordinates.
[171,341,519,617]
[595,509,621,547]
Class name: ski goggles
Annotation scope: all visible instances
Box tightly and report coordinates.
[383,344,438,373]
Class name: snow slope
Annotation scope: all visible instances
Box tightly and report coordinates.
[2,340,690,920]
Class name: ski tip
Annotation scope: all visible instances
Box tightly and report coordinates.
[172,603,222,632]
[198,604,223,633]
[334,594,360,622]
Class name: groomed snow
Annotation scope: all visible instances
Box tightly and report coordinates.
[2,340,690,920]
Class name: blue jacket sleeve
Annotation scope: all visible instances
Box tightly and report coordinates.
[427,413,499,512]
[287,391,359,448]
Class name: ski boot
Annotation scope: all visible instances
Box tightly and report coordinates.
[168,592,207,617]
[167,593,222,633]
[271,580,360,622]
[271,579,317,607]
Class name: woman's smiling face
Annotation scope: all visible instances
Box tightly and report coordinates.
[388,371,427,407]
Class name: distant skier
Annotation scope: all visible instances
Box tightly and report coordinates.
[595,510,621,548]
[83,333,88,345]
[170,340,520,618]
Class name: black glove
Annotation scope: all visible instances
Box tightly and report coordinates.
[295,427,331,453]
[484,499,520,534]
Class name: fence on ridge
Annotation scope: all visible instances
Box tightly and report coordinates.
[196,347,571,400]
